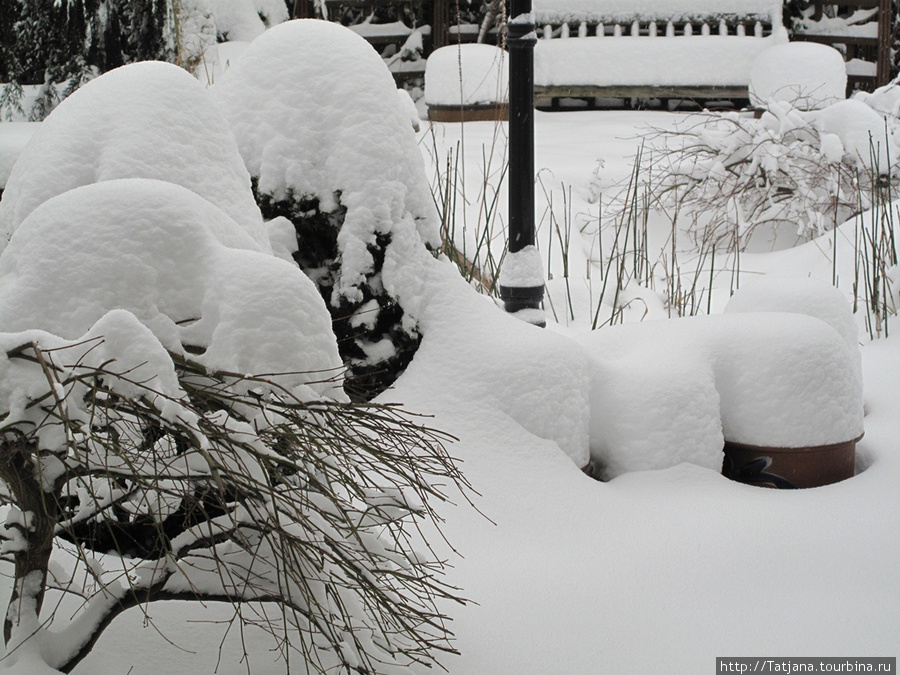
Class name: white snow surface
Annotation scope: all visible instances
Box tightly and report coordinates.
[855,80,900,118]
[749,42,847,109]
[389,256,591,468]
[532,0,781,23]
[725,275,860,351]
[0,86,897,675]
[811,99,896,172]
[0,123,36,191]
[214,19,440,304]
[0,179,344,400]
[535,34,781,88]
[0,62,269,254]
[499,245,545,288]
[424,45,509,106]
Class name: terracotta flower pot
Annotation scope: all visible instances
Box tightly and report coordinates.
[427,103,508,123]
[722,435,862,489]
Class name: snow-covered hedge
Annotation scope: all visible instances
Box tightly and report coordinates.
[214,20,441,399]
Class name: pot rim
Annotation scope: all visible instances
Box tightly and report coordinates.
[723,433,864,454]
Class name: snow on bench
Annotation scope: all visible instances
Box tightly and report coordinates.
[532,0,788,106]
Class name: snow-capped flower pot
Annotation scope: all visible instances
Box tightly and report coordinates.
[579,291,864,484]
[722,436,861,489]
[425,44,508,123]
[720,277,864,489]
[749,42,846,111]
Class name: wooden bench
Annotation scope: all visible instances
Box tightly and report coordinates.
[530,2,784,109]
[792,0,892,94]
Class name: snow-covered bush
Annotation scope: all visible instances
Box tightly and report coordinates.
[0,318,464,674]
[0,61,466,673]
[214,20,441,400]
[0,61,268,253]
[628,98,898,250]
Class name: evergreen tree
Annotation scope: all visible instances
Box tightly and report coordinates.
[1,0,174,121]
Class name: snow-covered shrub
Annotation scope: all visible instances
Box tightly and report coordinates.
[0,63,467,673]
[0,320,465,674]
[0,61,269,254]
[214,20,441,400]
[207,0,289,42]
[0,62,268,250]
[629,98,898,250]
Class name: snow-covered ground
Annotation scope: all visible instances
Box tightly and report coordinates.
[0,34,898,674]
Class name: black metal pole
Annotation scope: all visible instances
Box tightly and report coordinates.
[500,0,544,322]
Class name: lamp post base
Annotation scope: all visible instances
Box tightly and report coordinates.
[499,284,546,327]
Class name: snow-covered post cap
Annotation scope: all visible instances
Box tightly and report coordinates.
[499,245,545,327]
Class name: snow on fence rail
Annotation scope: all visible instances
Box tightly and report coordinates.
[532,1,787,106]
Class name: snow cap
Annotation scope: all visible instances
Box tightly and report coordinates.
[0,61,269,254]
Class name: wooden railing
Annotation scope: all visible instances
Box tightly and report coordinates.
[794,0,893,92]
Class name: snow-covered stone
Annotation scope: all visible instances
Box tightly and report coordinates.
[749,42,846,109]
[0,61,268,254]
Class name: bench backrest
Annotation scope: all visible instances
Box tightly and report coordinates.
[533,0,781,40]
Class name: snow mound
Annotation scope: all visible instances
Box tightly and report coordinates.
[392,257,591,468]
[725,275,859,350]
[810,99,895,173]
[0,61,268,254]
[424,44,509,107]
[0,179,343,400]
[580,313,864,479]
[750,42,846,109]
[213,19,440,303]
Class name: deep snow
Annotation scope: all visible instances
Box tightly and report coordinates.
[0,108,892,675]
[0,25,898,675]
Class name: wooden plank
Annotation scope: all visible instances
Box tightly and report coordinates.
[794,33,878,46]
[534,84,749,101]
[324,0,408,8]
